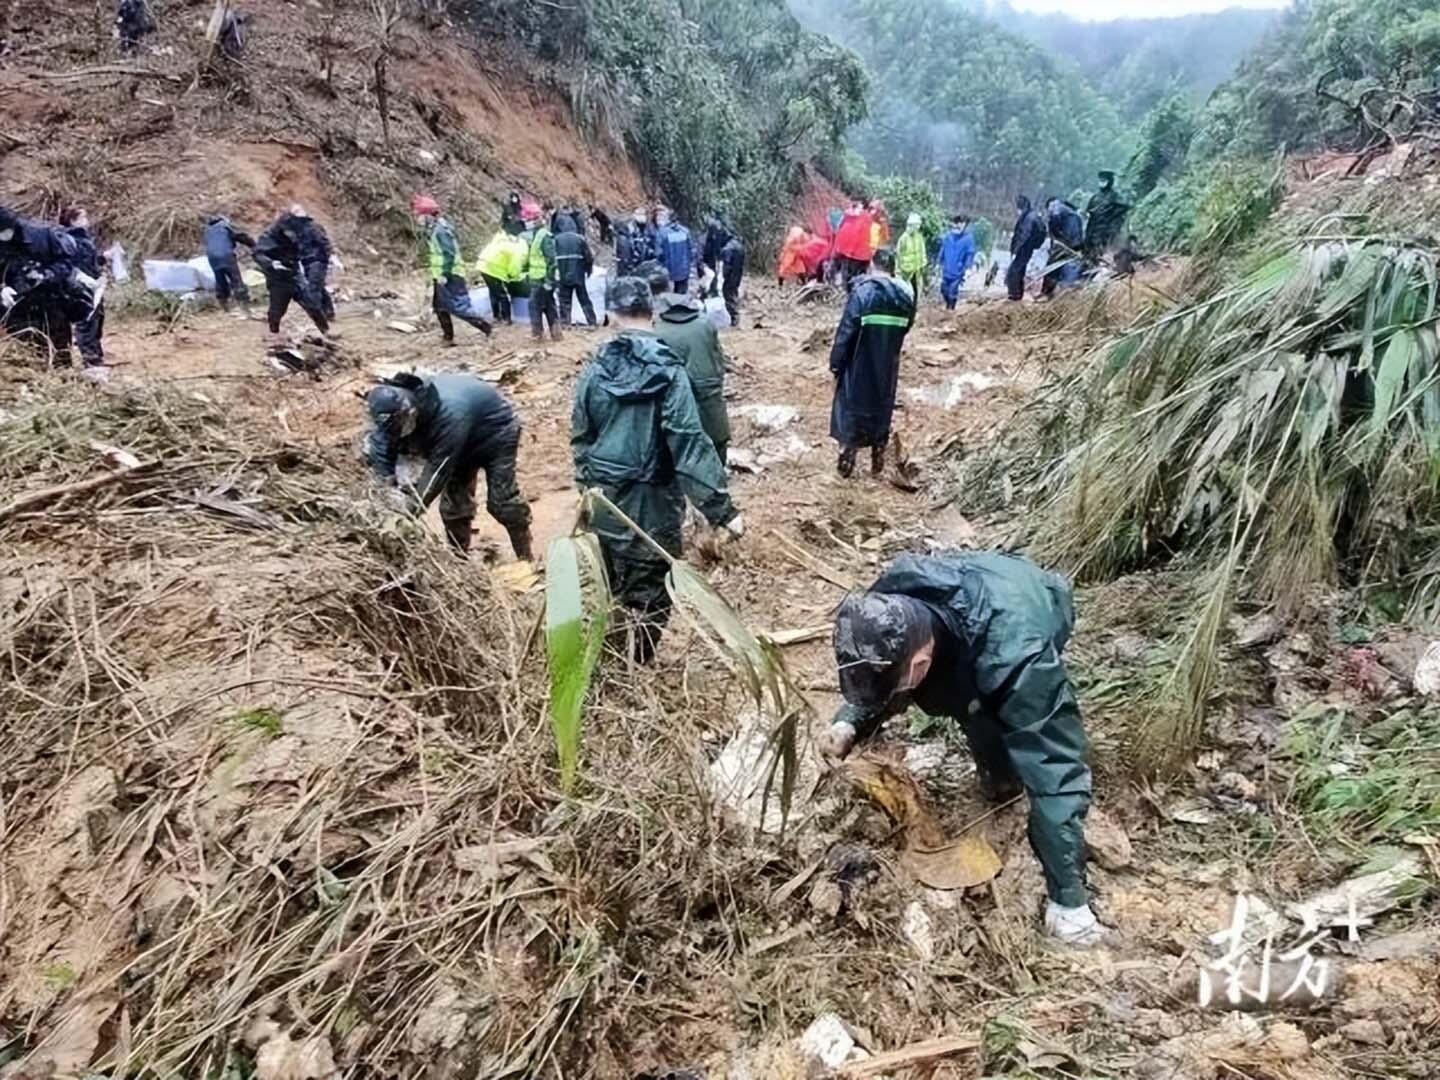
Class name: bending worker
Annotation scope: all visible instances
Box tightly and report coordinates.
[365,371,533,560]
[822,550,1102,946]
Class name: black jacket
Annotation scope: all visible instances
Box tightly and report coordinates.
[829,273,915,447]
[1047,203,1084,253]
[204,217,253,261]
[370,374,519,506]
[66,227,101,277]
[254,212,330,274]
[720,236,745,288]
[702,221,733,268]
[553,214,593,286]
[1011,207,1047,258]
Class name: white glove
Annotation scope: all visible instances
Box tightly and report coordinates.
[722,513,745,538]
[377,486,410,514]
[1044,901,1105,947]
[819,719,857,760]
[73,270,100,292]
[0,286,15,309]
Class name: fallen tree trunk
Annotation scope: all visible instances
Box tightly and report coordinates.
[0,463,159,524]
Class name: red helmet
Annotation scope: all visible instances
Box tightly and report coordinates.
[411,194,440,216]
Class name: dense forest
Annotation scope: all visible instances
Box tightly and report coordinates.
[471,0,1440,254]
[1128,0,1440,248]
[983,3,1280,120]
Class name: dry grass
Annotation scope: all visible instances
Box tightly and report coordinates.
[0,370,1037,1078]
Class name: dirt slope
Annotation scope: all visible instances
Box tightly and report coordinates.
[0,1,644,268]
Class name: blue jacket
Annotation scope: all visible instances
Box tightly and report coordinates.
[938,226,976,283]
[655,223,693,284]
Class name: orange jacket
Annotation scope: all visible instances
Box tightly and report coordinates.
[778,227,810,280]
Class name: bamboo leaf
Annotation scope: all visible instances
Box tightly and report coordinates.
[1372,329,1418,440]
[545,533,610,793]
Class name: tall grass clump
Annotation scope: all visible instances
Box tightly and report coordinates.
[1032,232,1440,769]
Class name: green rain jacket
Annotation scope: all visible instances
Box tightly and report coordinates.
[654,297,731,454]
[860,551,1092,907]
[571,331,737,564]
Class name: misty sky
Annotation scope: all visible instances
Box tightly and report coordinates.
[1007,0,1289,18]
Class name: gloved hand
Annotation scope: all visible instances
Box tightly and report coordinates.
[377,486,411,515]
[0,286,15,309]
[819,705,860,760]
[73,270,100,292]
[1043,901,1106,947]
[722,512,745,539]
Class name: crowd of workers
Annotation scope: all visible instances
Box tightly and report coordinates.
[0,163,1139,947]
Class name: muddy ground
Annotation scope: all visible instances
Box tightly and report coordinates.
[1,265,1436,1079]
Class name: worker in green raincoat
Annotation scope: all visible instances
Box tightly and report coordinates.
[643,262,731,462]
[571,276,744,662]
[822,551,1102,946]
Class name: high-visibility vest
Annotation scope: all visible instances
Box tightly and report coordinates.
[526,227,552,282]
[427,219,461,280]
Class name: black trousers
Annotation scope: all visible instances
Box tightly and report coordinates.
[722,281,740,327]
[481,273,512,323]
[437,422,532,550]
[6,297,72,364]
[265,273,329,334]
[557,280,596,326]
[209,255,249,307]
[432,274,490,340]
[529,284,560,338]
[74,301,105,365]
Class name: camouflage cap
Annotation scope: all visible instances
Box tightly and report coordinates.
[366,383,416,422]
[834,591,918,709]
[636,259,670,296]
[607,275,654,316]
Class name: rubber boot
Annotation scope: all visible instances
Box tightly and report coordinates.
[443,517,473,554]
[507,524,534,562]
[871,445,886,477]
[837,446,857,479]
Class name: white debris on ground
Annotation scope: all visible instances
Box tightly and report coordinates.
[707,708,820,834]
[734,403,799,432]
[799,1013,871,1071]
[905,372,1000,408]
[902,900,936,960]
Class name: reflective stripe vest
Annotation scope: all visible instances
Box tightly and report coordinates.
[897,228,927,276]
[427,218,462,281]
[526,227,553,282]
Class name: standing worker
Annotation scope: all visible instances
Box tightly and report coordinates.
[821,550,1102,946]
[645,264,731,462]
[720,230,745,328]
[412,194,492,345]
[475,228,528,325]
[834,202,876,287]
[1006,196,1046,303]
[895,213,927,303]
[204,213,254,316]
[654,209,694,296]
[571,277,743,662]
[253,204,332,337]
[554,212,598,329]
[60,207,107,378]
[937,215,977,310]
[1084,171,1130,263]
[365,371,533,560]
[525,208,561,342]
[701,214,733,297]
[829,248,915,479]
